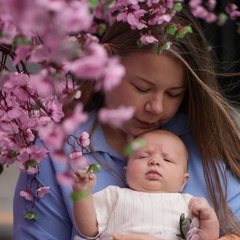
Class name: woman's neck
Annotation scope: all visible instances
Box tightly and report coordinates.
[101,124,133,155]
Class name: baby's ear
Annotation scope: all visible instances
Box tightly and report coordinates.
[180,173,189,192]
[123,166,127,175]
[103,43,113,56]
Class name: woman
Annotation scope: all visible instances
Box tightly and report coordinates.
[14,5,240,240]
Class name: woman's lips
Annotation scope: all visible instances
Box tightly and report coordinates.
[134,118,158,129]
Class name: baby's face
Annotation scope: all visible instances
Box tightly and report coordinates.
[125,131,189,193]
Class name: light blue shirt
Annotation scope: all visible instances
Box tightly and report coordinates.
[13,111,240,239]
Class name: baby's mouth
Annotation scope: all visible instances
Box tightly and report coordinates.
[146,169,162,179]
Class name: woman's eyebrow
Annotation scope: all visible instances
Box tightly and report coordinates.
[132,75,187,89]
[132,76,157,86]
[169,86,187,90]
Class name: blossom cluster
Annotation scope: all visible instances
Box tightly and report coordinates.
[0,0,239,219]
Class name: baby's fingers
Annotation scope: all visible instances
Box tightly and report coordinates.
[73,169,88,181]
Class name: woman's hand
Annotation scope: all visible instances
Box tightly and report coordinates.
[112,233,159,240]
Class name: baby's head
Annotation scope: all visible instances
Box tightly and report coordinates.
[125,130,189,193]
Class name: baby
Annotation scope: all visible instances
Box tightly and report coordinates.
[72,130,219,240]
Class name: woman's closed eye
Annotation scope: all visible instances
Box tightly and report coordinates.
[134,85,151,93]
[166,92,184,98]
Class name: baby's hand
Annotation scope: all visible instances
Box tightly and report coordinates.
[72,169,96,194]
[188,197,216,221]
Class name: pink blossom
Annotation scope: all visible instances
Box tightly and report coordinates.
[39,122,66,150]
[69,150,88,169]
[206,0,216,11]
[0,95,23,121]
[12,45,32,65]
[4,0,51,38]
[191,6,208,19]
[35,186,50,198]
[19,146,32,155]
[72,155,88,170]
[0,132,17,150]
[55,0,93,33]
[205,12,217,23]
[17,159,39,174]
[35,0,67,12]
[20,190,33,201]
[24,129,35,143]
[79,132,90,147]
[44,99,64,123]
[95,57,125,92]
[69,151,83,160]
[63,104,88,133]
[28,70,56,98]
[0,121,19,134]
[140,34,159,45]
[3,72,34,102]
[56,171,75,186]
[225,4,240,20]
[66,43,108,79]
[50,150,69,165]
[117,5,147,30]
[0,148,18,165]
[0,13,17,44]
[98,106,135,128]
[189,0,202,9]
[162,0,174,9]
[28,44,50,63]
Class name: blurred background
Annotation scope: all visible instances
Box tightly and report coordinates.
[196,0,240,107]
[0,1,239,240]
[0,164,18,240]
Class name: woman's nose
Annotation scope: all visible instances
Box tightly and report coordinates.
[145,94,163,115]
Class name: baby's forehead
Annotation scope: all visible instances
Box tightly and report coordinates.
[138,131,179,145]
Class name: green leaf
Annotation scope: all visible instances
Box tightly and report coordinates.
[9,151,18,158]
[86,164,100,173]
[70,191,87,202]
[173,3,182,11]
[137,39,143,48]
[166,24,177,35]
[24,211,38,220]
[177,26,192,39]
[97,23,107,36]
[34,213,39,220]
[124,139,145,156]
[20,37,31,45]
[89,0,99,6]
[103,0,114,7]
[24,160,38,170]
[156,45,162,55]
[124,144,134,156]
[0,32,6,38]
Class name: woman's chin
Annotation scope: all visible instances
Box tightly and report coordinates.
[126,126,156,137]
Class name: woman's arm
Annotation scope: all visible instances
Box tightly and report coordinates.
[13,158,73,240]
[219,234,240,240]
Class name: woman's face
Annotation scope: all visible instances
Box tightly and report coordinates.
[104,51,187,137]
